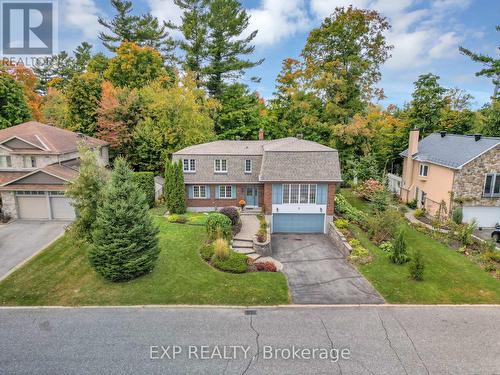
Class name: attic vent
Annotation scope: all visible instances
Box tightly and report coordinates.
[440,131,446,138]
[474,134,482,142]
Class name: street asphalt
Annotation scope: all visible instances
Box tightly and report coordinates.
[273,234,384,304]
[0,221,69,280]
[0,305,498,374]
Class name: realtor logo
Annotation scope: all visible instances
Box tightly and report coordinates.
[1,1,55,55]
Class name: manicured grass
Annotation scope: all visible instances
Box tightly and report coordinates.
[341,189,500,304]
[149,203,212,225]
[0,217,289,306]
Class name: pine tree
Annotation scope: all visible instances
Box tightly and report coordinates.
[390,230,409,264]
[65,145,108,241]
[90,157,159,282]
[98,0,175,60]
[171,0,209,84]
[204,0,263,99]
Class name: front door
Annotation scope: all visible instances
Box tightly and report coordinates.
[245,186,258,207]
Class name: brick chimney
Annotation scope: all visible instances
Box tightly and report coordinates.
[258,129,264,140]
[402,128,419,201]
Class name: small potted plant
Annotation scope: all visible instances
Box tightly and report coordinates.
[239,199,246,209]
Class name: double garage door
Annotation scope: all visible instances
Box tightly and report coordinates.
[16,192,75,220]
[272,213,325,233]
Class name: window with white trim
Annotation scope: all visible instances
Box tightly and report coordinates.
[245,159,252,173]
[483,174,500,198]
[219,185,232,199]
[23,156,37,168]
[183,159,196,172]
[0,155,12,168]
[282,184,317,204]
[419,164,429,177]
[214,159,227,173]
[193,185,207,199]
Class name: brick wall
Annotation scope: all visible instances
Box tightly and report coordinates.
[327,183,336,215]
[263,183,272,214]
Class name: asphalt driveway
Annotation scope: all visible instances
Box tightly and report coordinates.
[273,234,384,304]
[0,221,69,280]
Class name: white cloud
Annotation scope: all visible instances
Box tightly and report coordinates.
[62,0,103,40]
[248,0,311,46]
[429,32,461,59]
[146,0,183,37]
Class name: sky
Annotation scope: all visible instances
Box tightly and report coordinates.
[56,0,499,108]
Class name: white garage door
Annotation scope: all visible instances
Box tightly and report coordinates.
[17,194,49,220]
[50,196,75,220]
[463,206,500,228]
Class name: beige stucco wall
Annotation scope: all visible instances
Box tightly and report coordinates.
[0,149,58,171]
[401,158,455,215]
[452,145,500,207]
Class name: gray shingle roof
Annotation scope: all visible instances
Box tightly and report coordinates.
[174,137,342,183]
[260,151,341,182]
[400,133,500,169]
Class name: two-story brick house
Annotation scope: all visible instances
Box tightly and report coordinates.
[400,129,500,227]
[172,136,342,233]
[0,121,108,220]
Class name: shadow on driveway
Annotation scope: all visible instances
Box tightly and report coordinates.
[273,234,384,304]
[0,221,70,280]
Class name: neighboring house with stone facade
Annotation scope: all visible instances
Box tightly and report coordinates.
[400,129,500,228]
[172,134,342,234]
[0,121,108,220]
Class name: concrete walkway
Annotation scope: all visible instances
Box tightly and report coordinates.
[234,214,260,241]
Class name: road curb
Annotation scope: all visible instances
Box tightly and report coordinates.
[1,304,499,310]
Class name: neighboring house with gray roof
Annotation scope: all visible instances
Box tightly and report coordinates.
[400,129,500,228]
[0,122,109,221]
[173,135,342,234]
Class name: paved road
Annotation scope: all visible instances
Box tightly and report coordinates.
[1,306,498,374]
[0,221,69,280]
[273,234,384,304]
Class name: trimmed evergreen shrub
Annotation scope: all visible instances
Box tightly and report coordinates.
[90,158,160,282]
[133,172,155,208]
[206,213,232,240]
[219,206,239,226]
[212,252,248,273]
[164,160,186,214]
[390,230,409,264]
[452,206,463,225]
[409,250,425,281]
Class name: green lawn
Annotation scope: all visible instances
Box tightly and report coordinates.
[341,189,500,304]
[0,214,289,306]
